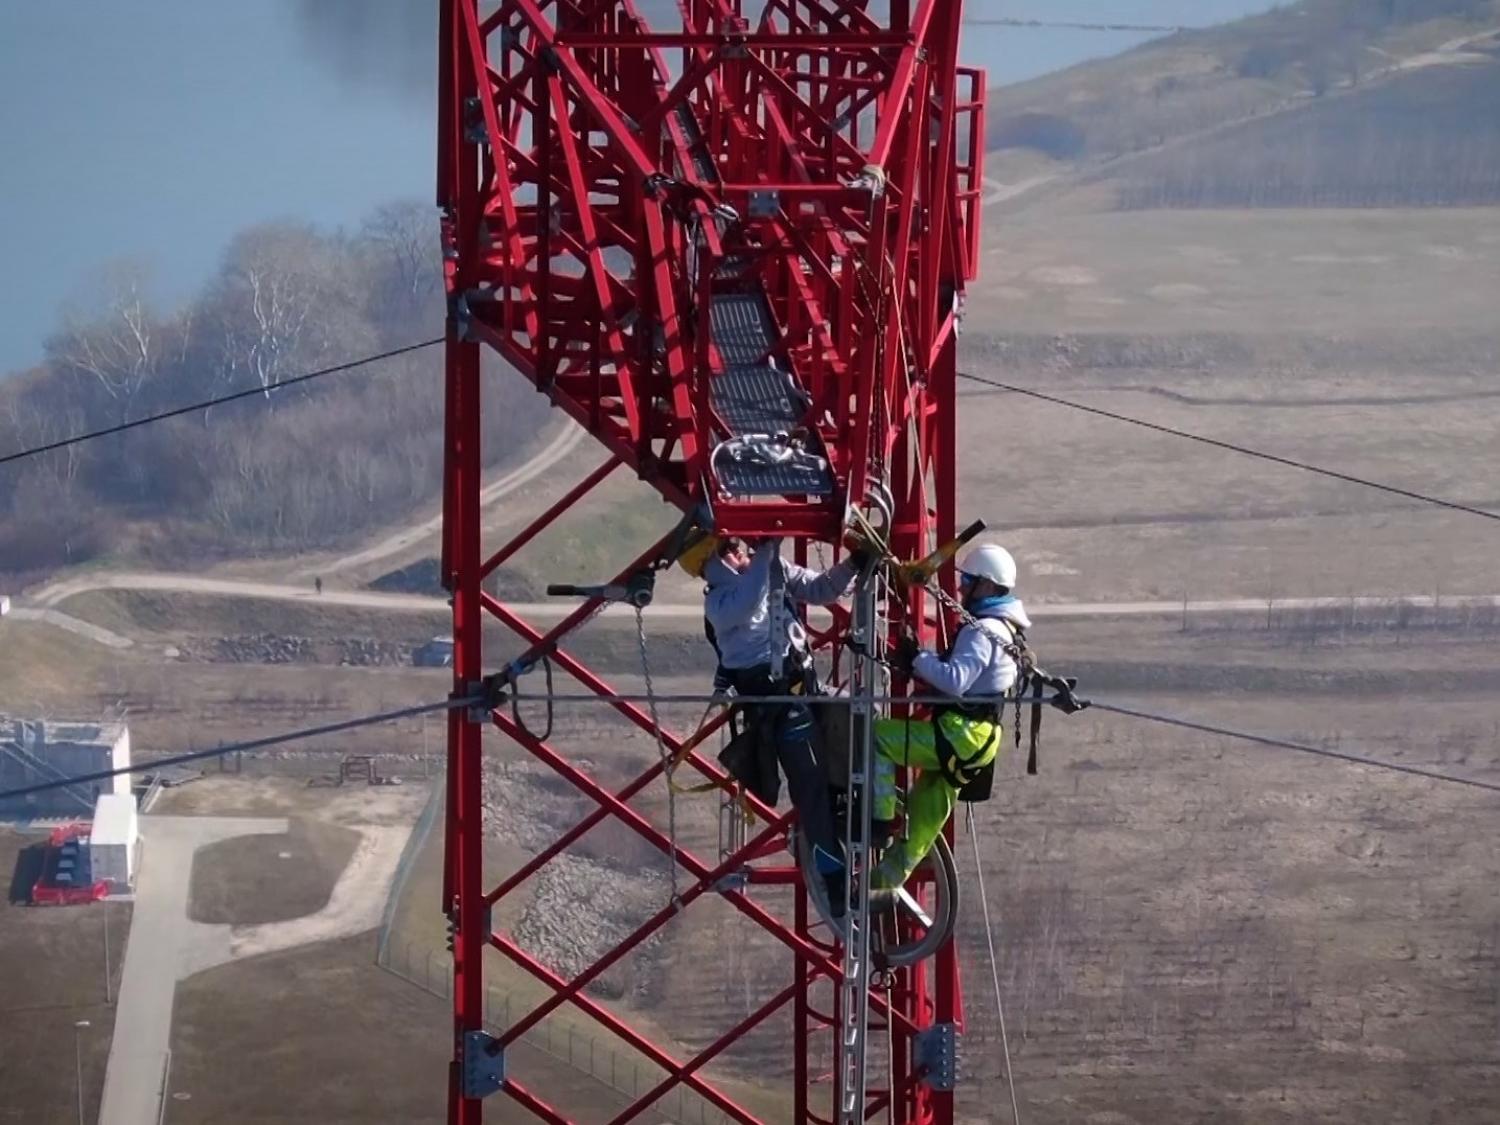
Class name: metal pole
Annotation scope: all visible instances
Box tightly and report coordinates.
[103,901,111,1004]
[74,1020,90,1125]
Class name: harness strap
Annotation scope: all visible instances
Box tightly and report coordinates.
[931,709,999,789]
[1026,674,1044,775]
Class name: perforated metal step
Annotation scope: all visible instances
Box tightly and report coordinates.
[709,292,777,366]
[708,293,835,498]
[712,365,805,434]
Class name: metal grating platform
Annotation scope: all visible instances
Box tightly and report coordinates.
[712,364,805,434]
[709,292,777,366]
[708,293,835,497]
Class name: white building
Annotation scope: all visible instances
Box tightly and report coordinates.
[90,792,138,891]
[0,717,131,819]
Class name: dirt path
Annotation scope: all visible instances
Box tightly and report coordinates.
[7,606,134,648]
[24,569,1500,648]
[289,418,587,581]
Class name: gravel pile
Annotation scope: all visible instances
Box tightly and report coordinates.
[511,853,669,996]
[178,634,410,666]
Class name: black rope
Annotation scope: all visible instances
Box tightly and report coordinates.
[0,696,471,803]
[1090,701,1500,796]
[511,655,556,742]
[956,370,1500,524]
[0,337,444,470]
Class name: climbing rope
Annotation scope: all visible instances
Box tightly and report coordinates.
[636,603,681,908]
[966,803,1022,1125]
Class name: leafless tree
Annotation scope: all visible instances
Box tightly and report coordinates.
[46,261,160,416]
[362,200,441,309]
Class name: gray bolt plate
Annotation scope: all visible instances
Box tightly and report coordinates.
[462,1031,504,1098]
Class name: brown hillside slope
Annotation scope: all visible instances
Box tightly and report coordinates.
[987,0,1500,207]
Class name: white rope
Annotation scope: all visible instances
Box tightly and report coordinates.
[966,804,1022,1125]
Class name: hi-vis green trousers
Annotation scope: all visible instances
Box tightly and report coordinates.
[870,711,1000,888]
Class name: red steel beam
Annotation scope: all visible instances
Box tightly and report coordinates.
[478,453,621,579]
[608,981,802,1125]
[443,0,983,1118]
[491,934,765,1125]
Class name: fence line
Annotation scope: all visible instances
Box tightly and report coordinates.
[370,769,735,1120]
[376,938,735,1124]
[375,771,445,966]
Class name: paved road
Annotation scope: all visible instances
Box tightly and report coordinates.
[99,815,286,1125]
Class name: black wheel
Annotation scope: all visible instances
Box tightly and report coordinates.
[795,830,959,967]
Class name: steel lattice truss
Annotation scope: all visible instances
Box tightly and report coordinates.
[438,0,986,1120]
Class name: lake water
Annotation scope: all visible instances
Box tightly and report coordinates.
[0,0,1271,375]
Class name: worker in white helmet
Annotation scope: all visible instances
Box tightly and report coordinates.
[871,542,1029,890]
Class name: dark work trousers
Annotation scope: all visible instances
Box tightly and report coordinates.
[727,665,844,872]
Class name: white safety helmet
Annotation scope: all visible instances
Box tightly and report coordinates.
[958,543,1017,590]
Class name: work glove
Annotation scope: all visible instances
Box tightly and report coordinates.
[890,630,921,677]
[840,528,880,573]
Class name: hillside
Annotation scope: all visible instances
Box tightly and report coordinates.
[0,207,550,579]
[987,0,1500,208]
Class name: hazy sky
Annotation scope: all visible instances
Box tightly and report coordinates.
[0,1,1278,376]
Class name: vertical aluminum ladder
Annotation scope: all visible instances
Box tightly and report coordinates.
[838,573,880,1124]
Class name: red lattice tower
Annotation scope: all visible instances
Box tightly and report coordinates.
[438,0,986,1120]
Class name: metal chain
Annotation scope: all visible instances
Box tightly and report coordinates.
[635,604,681,908]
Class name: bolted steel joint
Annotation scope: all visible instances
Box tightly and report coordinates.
[914,1022,958,1092]
[462,1030,504,1097]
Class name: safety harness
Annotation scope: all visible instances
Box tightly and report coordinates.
[929,616,1016,801]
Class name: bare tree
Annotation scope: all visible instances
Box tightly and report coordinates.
[361,199,441,312]
[203,223,375,404]
[46,261,161,416]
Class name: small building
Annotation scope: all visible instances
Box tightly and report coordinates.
[90,793,138,891]
[0,716,131,820]
[0,594,11,617]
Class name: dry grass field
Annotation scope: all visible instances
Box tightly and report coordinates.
[971,204,1500,339]
[0,831,128,1125]
[188,817,361,926]
[167,931,646,1125]
[361,608,1500,1122]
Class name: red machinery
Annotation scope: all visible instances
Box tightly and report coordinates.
[30,823,108,906]
[438,0,985,1119]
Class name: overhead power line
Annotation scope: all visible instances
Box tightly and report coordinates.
[1089,700,1500,795]
[963,16,1187,33]
[4,687,1496,805]
[0,337,444,471]
[0,696,470,804]
[956,370,1500,524]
